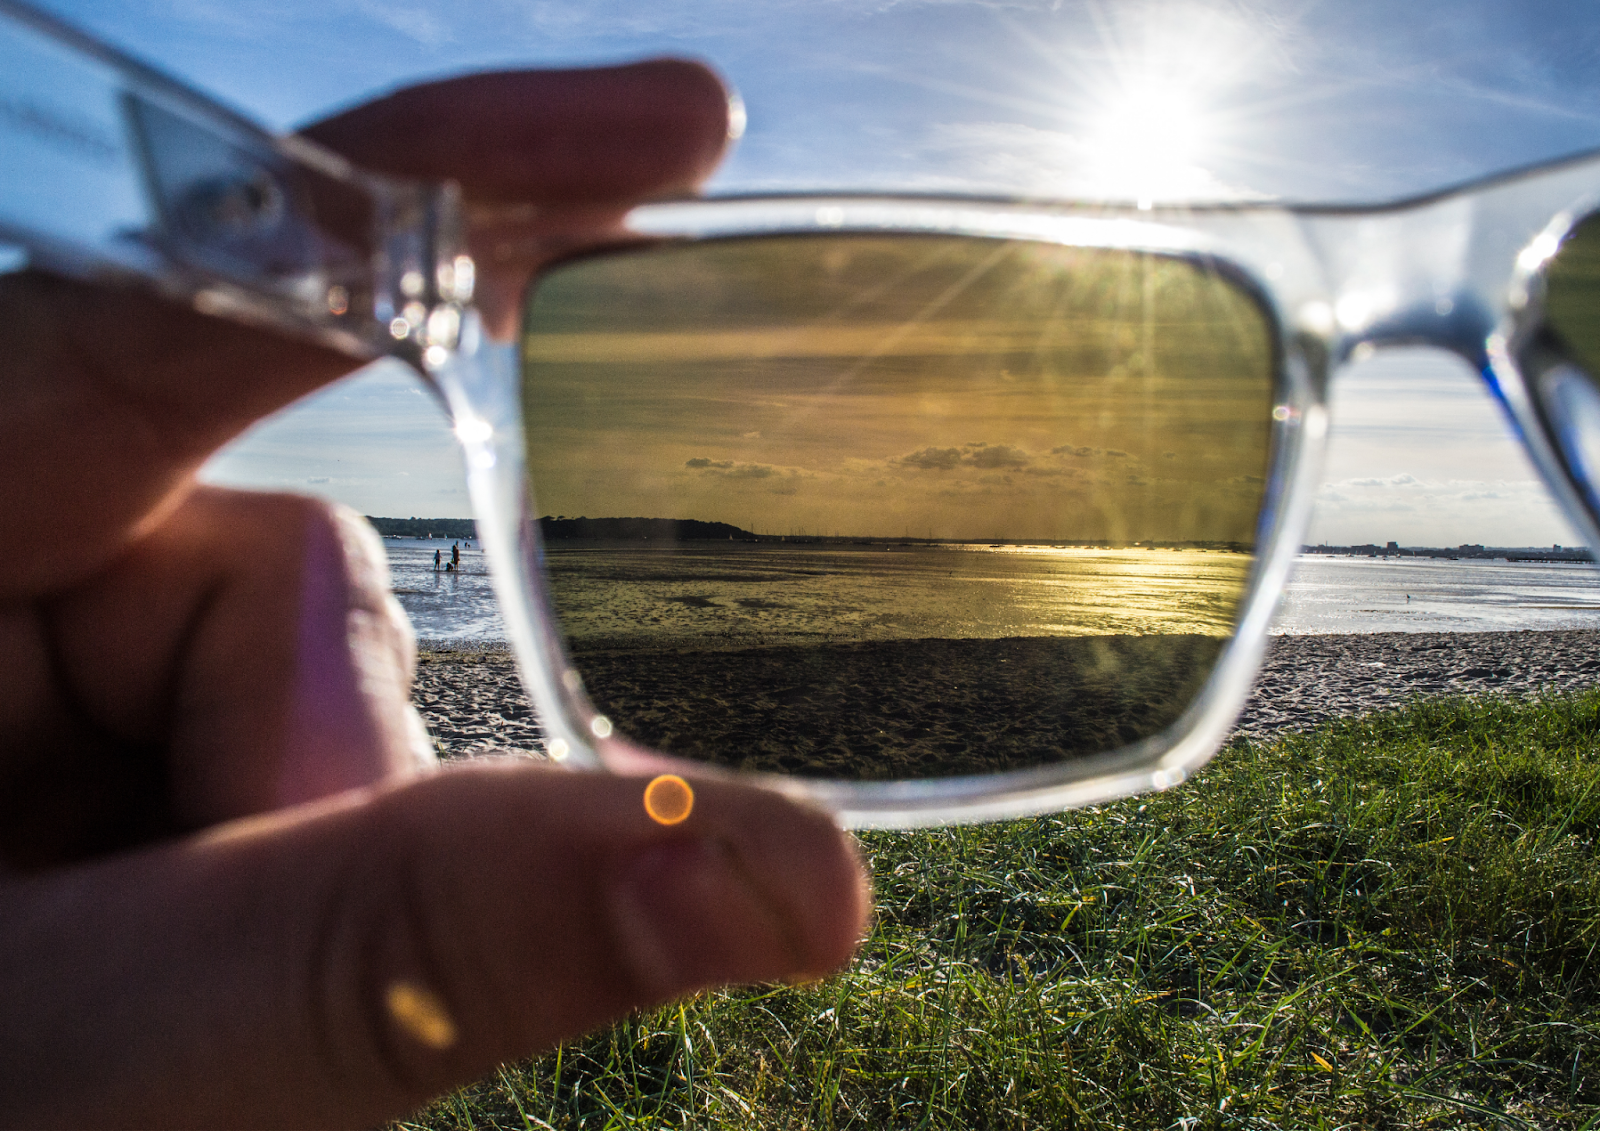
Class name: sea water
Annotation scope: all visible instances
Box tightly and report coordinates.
[386,540,1600,644]
[385,536,505,642]
[1274,555,1600,634]
[544,544,1249,649]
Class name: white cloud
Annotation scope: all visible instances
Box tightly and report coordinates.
[344,0,454,46]
[1303,348,1579,546]
[1340,473,1419,488]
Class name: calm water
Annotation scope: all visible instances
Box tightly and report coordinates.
[545,544,1248,649]
[1275,555,1600,634]
[385,537,503,642]
[387,541,1600,643]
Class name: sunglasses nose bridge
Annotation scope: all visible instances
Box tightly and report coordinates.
[1302,204,1494,368]
[1333,291,1495,368]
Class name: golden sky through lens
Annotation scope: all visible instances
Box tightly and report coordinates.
[523,236,1274,543]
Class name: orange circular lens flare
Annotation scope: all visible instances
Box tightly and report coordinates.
[643,774,694,825]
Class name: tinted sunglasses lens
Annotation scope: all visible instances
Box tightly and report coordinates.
[1546,212,1600,377]
[521,235,1276,780]
[1537,212,1600,513]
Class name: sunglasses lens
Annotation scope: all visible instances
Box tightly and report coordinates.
[521,235,1276,780]
[1536,213,1600,514]
[1546,212,1600,377]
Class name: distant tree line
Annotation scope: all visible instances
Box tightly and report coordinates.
[366,517,478,539]
[538,516,756,542]
[366,515,760,542]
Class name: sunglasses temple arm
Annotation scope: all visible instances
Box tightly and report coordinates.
[0,0,474,372]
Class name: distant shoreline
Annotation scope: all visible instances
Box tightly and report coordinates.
[1305,542,1593,563]
[367,517,1597,561]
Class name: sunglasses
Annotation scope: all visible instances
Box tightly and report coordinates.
[7,0,1599,826]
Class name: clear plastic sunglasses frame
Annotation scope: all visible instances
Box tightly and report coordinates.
[6,0,1600,826]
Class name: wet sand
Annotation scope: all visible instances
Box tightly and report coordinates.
[414,630,1600,767]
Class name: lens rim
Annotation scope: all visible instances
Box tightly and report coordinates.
[469,200,1324,827]
[521,232,1280,787]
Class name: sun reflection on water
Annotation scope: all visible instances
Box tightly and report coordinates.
[546,544,1251,648]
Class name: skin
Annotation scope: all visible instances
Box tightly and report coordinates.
[0,62,870,1128]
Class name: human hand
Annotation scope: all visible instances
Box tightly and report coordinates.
[0,62,869,1128]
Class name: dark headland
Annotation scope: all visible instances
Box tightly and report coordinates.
[365,516,759,542]
[372,514,1250,549]
[539,516,756,542]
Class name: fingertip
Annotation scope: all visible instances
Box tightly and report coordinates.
[302,58,734,204]
[627,57,736,192]
[368,764,869,1046]
[605,779,869,998]
[770,798,873,978]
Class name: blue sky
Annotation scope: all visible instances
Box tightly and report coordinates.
[39,0,1600,543]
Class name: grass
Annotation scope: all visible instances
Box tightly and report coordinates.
[398,690,1600,1130]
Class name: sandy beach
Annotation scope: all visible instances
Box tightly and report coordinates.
[1230,629,1600,737]
[414,629,1600,767]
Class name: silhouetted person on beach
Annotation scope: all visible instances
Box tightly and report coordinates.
[0,60,866,1128]
[435,548,443,571]
[452,541,461,568]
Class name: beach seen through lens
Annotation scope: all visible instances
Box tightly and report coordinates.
[543,540,1247,777]
[517,234,1277,777]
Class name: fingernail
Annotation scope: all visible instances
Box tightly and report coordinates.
[608,838,792,998]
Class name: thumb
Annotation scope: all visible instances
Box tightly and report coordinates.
[0,761,869,1130]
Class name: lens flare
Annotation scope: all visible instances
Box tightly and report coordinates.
[385,981,458,1050]
[644,774,695,825]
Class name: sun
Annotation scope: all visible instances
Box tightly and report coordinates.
[1041,3,1263,207]
[1084,77,1212,207]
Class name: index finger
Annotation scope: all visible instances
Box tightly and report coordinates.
[303,61,734,334]
[301,60,733,206]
